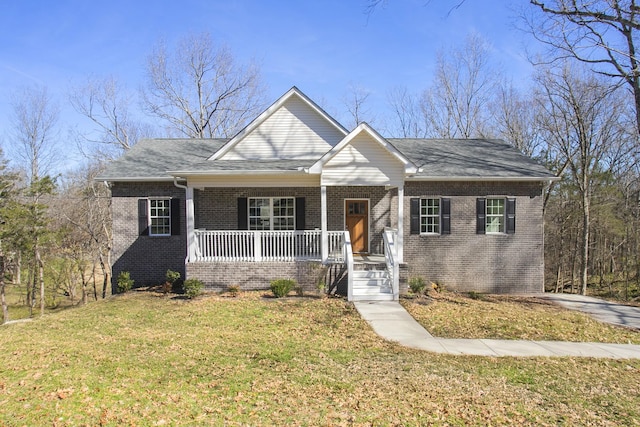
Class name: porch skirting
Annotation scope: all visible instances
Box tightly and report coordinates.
[186,260,327,292]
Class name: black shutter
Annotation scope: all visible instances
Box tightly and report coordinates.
[171,198,181,236]
[476,198,486,234]
[237,197,248,230]
[441,198,451,235]
[295,197,305,230]
[410,198,420,234]
[506,198,516,234]
[138,199,148,236]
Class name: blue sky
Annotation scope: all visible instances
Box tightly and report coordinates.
[0,0,533,169]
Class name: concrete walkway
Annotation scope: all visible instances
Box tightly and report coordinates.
[354,300,640,358]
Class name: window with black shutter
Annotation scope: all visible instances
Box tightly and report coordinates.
[411,197,450,235]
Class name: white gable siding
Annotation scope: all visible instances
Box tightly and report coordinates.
[321,133,405,186]
[220,96,344,160]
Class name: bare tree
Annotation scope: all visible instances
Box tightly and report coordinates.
[535,64,633,295]
[387,86,427,138]
[342,84,375,129]
[69,75,152,158]
[9,86,59,183]
[141,32,266,139]
[420,33,499,138]
[528,0,640,133]
[58,163,112,300]
[8,86,60,317]
[491,83,544,157]
[365,0,467,17]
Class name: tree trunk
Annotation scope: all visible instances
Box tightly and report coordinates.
[99,251,109,299]
[35,242,45,316]
[580,185,590,296]
[14,250,21,287]
[80,265,88,305]
[1,255,8,324]
[92,262,98,301]
[27,264,33,317]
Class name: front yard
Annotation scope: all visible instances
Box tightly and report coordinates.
[402,292,640,343]
[1,291,639,425]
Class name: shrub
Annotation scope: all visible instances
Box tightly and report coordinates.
[227,284,240,297]
[432,281,445,293]
[317,279,327,294]
[408,277,426,295]
[270,278,295,298]
[468,291,485,301]
[183,278,204,299]
[164,269,181,294]
[117,271,134,293]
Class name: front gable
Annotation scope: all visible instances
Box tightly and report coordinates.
[211,87,348,161]
[313,123,417,186]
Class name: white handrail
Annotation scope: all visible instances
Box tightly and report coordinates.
[193,230,346,263]
[383,228,399,301]
[344,230,354,301]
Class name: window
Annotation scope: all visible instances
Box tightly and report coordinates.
[420,198,440,234]
[138,198,180,237]
[485,198,505,233]
[410,197,450,235]
[149,198,171,236]
[476,198,516,234]
[249,197,295,230]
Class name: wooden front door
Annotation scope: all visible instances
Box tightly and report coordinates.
[345,200,369,253]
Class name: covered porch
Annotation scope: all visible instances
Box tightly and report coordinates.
[179,183,405,301]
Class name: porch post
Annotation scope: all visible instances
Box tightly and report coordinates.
[186,186,196,262]
[321,185,328,262]
[397,185,404,263]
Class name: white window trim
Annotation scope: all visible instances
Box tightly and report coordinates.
[248,197,296,231]
[485,197,506,234]
[149,197,171,237]
[419,197,441,235]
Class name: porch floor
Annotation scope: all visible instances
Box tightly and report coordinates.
[353,254,386,264]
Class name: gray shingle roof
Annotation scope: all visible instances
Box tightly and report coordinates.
[390,138,556,180]
[97,137,556,181]
[96,138,227,181]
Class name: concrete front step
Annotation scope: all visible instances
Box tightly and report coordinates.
[352,269,388,278]
[351,268,394,301]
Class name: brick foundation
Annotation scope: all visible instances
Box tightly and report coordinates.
[186,260,326,292]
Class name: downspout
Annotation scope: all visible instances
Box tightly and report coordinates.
[173,177,187,190]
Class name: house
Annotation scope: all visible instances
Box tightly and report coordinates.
[97,87,557,300]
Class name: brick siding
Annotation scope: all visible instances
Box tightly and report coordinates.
[187,260,326,292]
[111,181,545,295]
[403,181,545,294]
[111,182,187,290]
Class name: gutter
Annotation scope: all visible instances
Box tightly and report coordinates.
[406,175,561,182]
[166,169,310,176]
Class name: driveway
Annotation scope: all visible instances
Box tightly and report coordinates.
[539,293,640,330]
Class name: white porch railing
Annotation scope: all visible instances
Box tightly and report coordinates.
[193,230,345,263]
[382,227,400,301]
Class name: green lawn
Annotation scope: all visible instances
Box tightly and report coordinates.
[1,291,639,426]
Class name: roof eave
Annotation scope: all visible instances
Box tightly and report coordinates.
[166,169,312,176]
[95,176,180,183]
[406,175,560,182]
